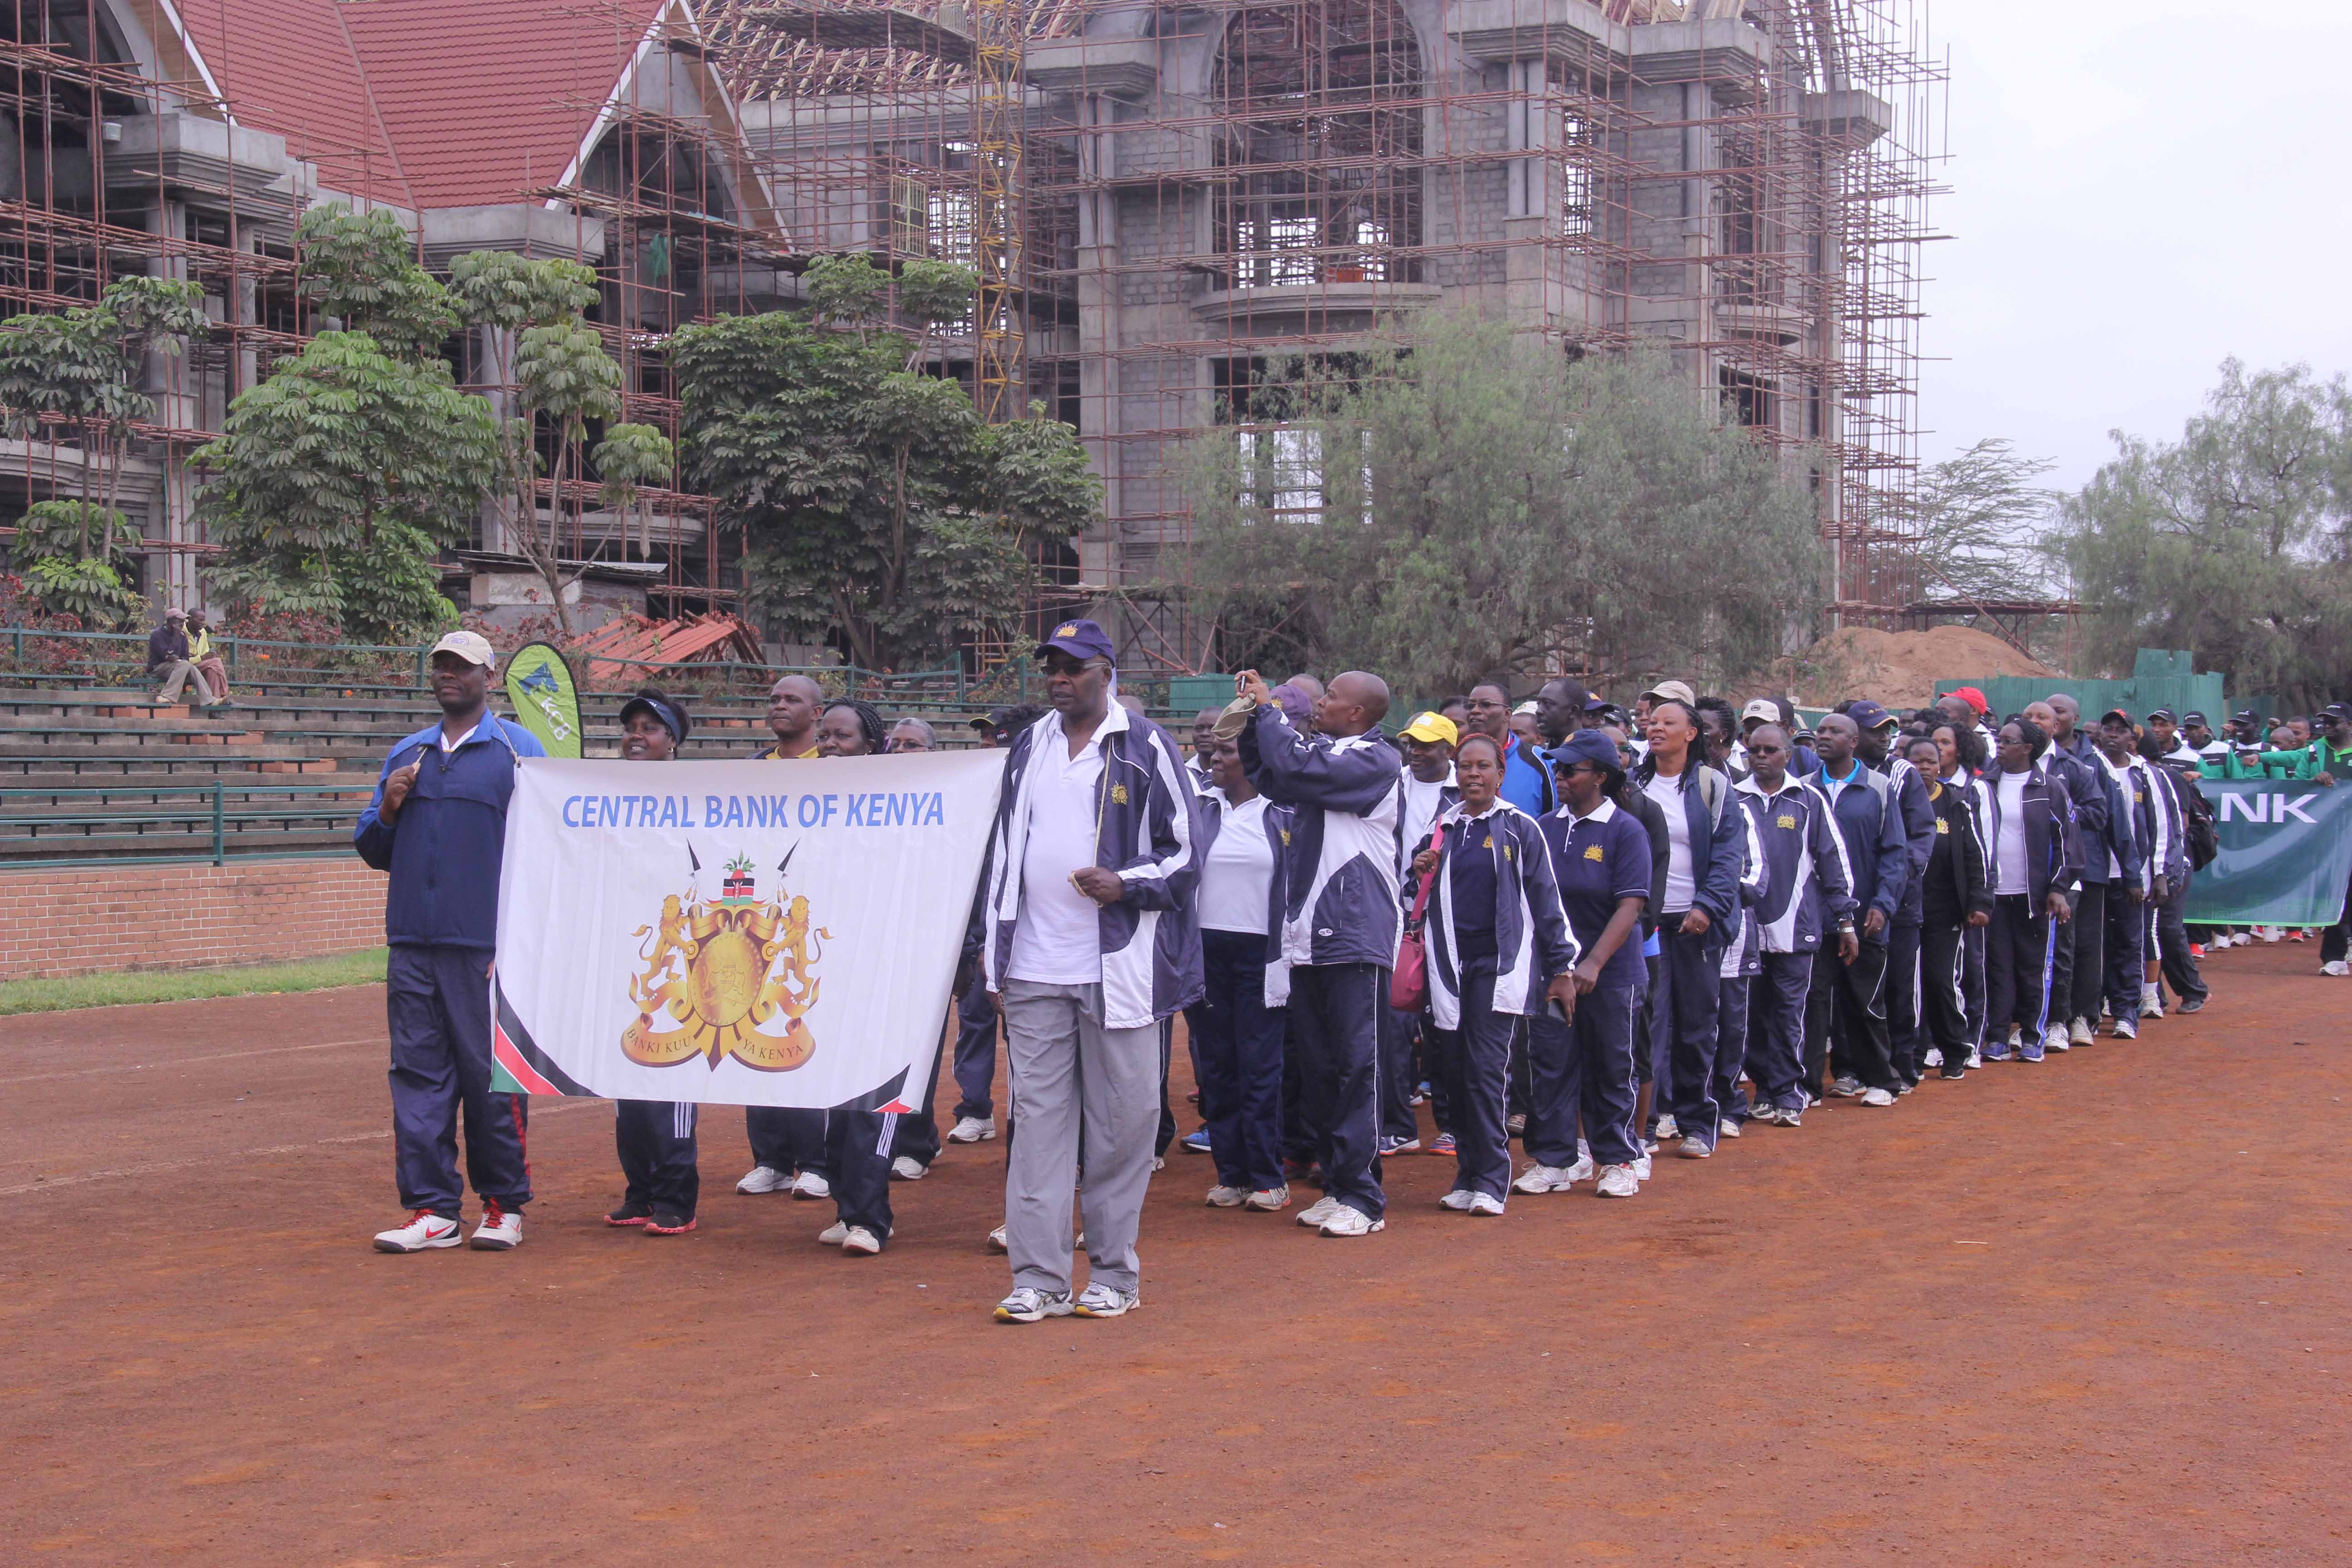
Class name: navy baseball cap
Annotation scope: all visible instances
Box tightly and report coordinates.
[1037,617,1115,664]
[618,692,690,745]
[2321,703,2351,723]
[1847,699,1895,730]
[2147,707,2176,723]
[1545,730,1622,774]
[2181,710,2209,726]
[2232,708,2262,727]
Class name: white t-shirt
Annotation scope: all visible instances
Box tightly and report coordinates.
[1199,794,1276,935]
[1643,772,1695,914]
[1398,768,1454,876]
[439,720,480,754]
[1008,731,1108,985]
[1994,770,2029,896]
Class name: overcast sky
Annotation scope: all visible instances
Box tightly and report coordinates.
[1915,0,2352,492]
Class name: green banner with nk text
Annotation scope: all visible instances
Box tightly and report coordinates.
[2184,780,2352,927]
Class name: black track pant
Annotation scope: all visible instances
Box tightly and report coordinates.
[1810,940,1896,1093]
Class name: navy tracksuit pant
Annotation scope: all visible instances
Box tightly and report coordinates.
[746,1106,828,1178]
[1430,962,1512,1200]
[2102,885,2146,1020]
[1813,939,1898,1093]
[1710,974,1753,1128]
[1659,921,1729,1152]
[1919,924,1971,1066]
[2158,876,2208,1004]
[1962,923,1989,1060]
[387,943,529,1220]
[2066,881,2110,1029]
[1186,928,1288,1193]
[1986,893,2057,1049]
[615,1099,699,1216]
[1378,1004,1422,1143]
[1748,951,1814,1112]
[1287,961,1387,1220]
[1525,974,1642,1170]
[826,1108,894,1239]
[951,971,999,1121]
[1886,921,1924,1083]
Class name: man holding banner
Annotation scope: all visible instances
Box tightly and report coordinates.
[983,619,1200,1324]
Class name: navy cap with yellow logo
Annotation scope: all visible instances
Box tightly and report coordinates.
[1037,617,1116,664]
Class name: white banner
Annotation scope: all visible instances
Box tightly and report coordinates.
[490,752,1003,1108]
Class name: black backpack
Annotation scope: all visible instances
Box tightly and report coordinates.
[2177,769,2219,871]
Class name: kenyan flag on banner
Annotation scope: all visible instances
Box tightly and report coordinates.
[489,982,589,1097]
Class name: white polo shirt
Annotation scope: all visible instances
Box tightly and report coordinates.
[1008,728,1109,985]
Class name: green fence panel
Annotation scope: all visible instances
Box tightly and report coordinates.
[1168,674,1231,715]
[1940,650,2227,728]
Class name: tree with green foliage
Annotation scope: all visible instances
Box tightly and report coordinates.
[0,274,209,626]
[594,422,677,560]
[1181,310,1826,695]
[672,256,1098,670]
[2057,358,2352,707]
[293,205,459,362]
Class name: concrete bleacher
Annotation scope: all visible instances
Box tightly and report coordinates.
[0,677,994,866]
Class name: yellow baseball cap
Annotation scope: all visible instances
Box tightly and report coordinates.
[1398,711,1458,745]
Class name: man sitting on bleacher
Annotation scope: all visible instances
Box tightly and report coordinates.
[145,608,224,711]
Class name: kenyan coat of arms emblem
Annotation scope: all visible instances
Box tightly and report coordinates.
[621,849,828,1072]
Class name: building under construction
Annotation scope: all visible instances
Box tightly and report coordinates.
[0,0,1940,673]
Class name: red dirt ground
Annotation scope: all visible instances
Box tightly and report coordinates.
[3,941,2347,1566]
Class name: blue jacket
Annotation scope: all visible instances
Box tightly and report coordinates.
[1498,733,1554,818]
[2096,751,2168,892]
[1869,754,1938,926]
[1191,786,1295,1006]
[1240,707,1405,970]
[1810,760,1908,943]
[1735,774,1857,953]
[2044,737,2108,885]
[1421,800,1578,1030]
[984,704,1202,1029]
[354,712,547,950]
[1630,758,1750,935]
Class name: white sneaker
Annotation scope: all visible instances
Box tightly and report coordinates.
[1595,1164,1640,1198]
[1439,1187,1477,1210]
[2069,1018,2093,1047]
[1923,1047,1944,1069]
[2260,926,2283,943]
[1466,1190,1505,1216]
[470,1202,521,1251]
[372,1210,461,1253]
[1245,1185,1292,1211]
[993,1286,1073,1323]
[1205,1185,1247,1208]
[1318,1205,1385,1237]
[2141,986,2165,1018]
[1965,1049,1983,1069]
[1296,1195,1343,1229]
[790,1171,831,1200]
[2043,1025,2070,1055]
[1655,1114,1680,1140]
[986,1223,1008,1253]
[818,1221,848,1245]
[841,1226,883,1255]
[1717,1117,1741,1140]
[736,1164,789,1195]
[891,1156,928,1181]
[948,1116,997,1143]
[1512,1164,1571,1195]
[1563,1152,1597,1184]
[2111,1015,2137,1040]
[1074,1281,1140,1318]
[2323,960,2351,977]
[1859,1087,1896,1108]
[1632,1152,1653,1180]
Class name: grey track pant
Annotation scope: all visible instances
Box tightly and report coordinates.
[1001,979,1160,1296]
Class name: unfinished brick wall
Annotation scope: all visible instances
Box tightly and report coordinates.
[0,859,389,980]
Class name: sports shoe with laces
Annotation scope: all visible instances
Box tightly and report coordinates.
[993,1287,1074,1323]
[790,1171,831,1200]
[840,1226,883,1255]
[1777,1103,1804,1127]
[1563,1149,1597,1182]
[1595,1164,1639,1198]
[1965,1049,1983,1069]
[1296,1195,1343,1229]
[2323,960,2351,977]
[1426,1133,1458,1157]
[1678,1136,1713,1158]
[1074,1281,1140,1318]
[470,1199,521,1251]
[948,1116,997,1143]
[2069,1018,2093,1047]
[1244,1185,1291,1211]
[1655,1114,1680,1139]
[1631,1151,1654,1180]
[891,1156,928,1181]
[1439,1188,1477,1210]
[2179,995,2205,1012]
[2111,1014,2137,1040]
[373,1210,461,1253]
[1505,1113,1527,1136]
[1205,1185,1247,1208]
[2141,987,2165,1018]
[1512,1164,1573,1194]
[1717,1117,1741,1140]
[1378,1134,1422,1156]
[2043,1025,2070,1055]
[2019,1037,2045,1063]
[1465,1190,1505,1216]
[1939,1065,1966,1081]
[1318,1205,1385,1237]
[1923,1047,1944,1069]
[1828,1075,1864,1098]
[986,1223,1008,1252]
[736,1165,789,1195]
[1182,1127,1214,1154]
[819,1221,848,1245]
[1859,1087,1896,1107]
[604,1200,653,1228]
[645,1210,695,1235]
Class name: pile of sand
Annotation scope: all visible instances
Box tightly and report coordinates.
[1778,626,2058,710]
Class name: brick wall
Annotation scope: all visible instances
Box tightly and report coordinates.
[0,858,388,980]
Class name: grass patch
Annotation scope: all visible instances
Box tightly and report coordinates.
[0,946,389,1016]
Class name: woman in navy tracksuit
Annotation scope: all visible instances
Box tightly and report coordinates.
[1520,731,1652,1198]
[1632,701,1749,1159]
[1411,733,1579,1214]
[811,697,899,1254]
[1905,734,1991,1081]
[1982,717,2083,1062]
[604,689,703,1234]
[1184,734,1294,1210]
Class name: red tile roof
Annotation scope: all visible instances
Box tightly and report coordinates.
[185,0,673,212]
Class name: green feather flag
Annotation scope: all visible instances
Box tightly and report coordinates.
[504,641,583,760]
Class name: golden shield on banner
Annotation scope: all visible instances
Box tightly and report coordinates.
[622,853,828,1072]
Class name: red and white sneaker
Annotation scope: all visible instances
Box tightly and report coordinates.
[470,1199,523,1251]
[373,1210,461,1253]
